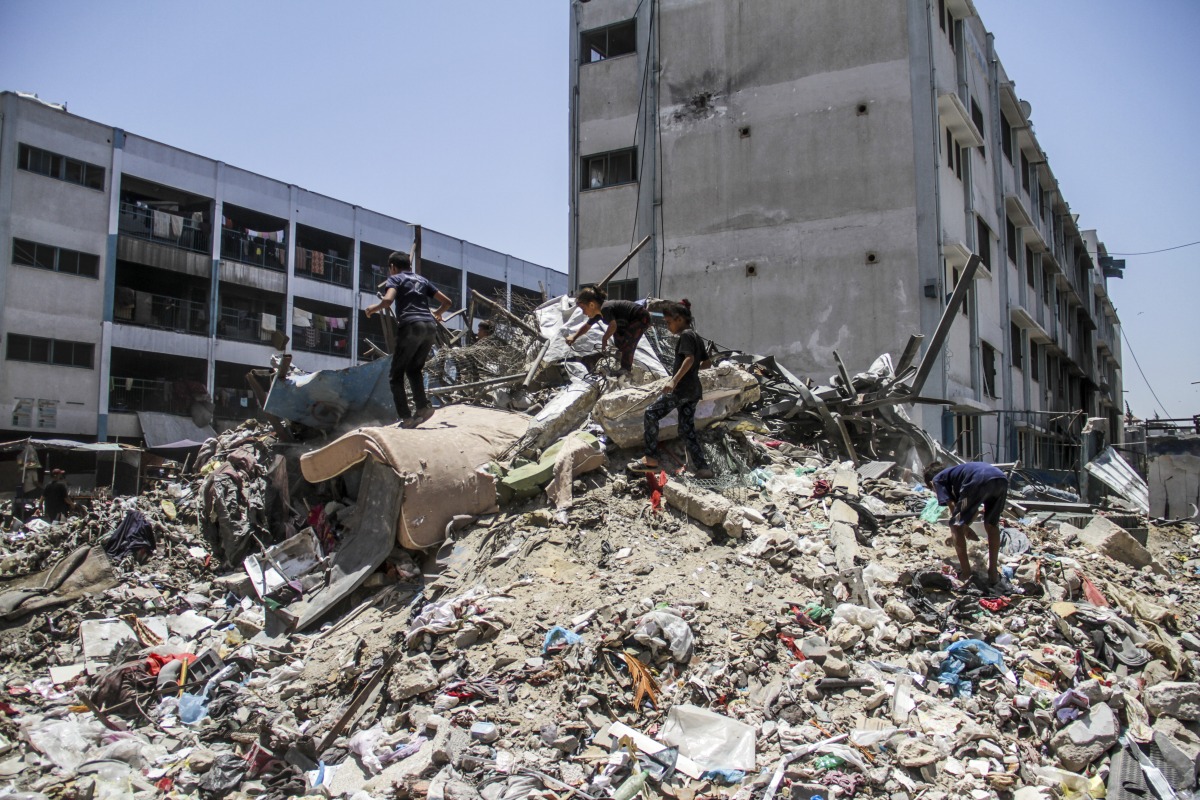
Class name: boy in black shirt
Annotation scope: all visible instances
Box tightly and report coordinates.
[628,300,713,478]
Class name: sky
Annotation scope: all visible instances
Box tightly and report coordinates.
[0,0,1195,419]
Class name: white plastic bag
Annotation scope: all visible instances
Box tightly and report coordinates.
[348,724,386,774]
[632,611,694,663]
[660,704,756,771]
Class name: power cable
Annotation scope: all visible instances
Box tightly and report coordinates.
[1107,240,1200,256]
[1119,325,1172,419]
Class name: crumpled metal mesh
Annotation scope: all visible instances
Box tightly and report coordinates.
[425,292,544,390]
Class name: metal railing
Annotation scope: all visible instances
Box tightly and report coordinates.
[221,229,286,271]
[292,324,350,357]
[295,246,352,287]
[213,387,260,420]
[118,202,209,253]
[359,264,389,295]
[108,376,196,415]
[114,290,208,335]
[217,307,281,344]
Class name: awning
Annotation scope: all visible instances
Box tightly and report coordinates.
[0,438,136,453]
[136,412,216,449]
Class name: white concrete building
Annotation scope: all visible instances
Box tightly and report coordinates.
[0,91,567,444]
[569,0,1124,471]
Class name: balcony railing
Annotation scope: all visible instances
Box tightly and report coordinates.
[109,376,203,415]
[296,247,352,287]
[113,290,208,335]
[360,264,389,295]
[118,202,209,253]
[214,387,260,420]
[292,324,350,357]
[217,307,281,344]
[221,229,286,271]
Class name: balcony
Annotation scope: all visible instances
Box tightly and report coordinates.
[214,386,260,420]
[109,376,200,415]
[217,307,280,345]
[113,289,209,336]
[292,324,350,357]
[118,202,209,254]
[221,229,286,271]
[296,246,352,287]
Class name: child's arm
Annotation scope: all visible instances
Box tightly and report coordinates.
[566,319,594,346]
[600,325,614,349]
[664,355,695,393]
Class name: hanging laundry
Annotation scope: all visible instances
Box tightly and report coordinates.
[152,210,171,238]
[169,213,184,239]
[311,251,325,276]
[292,308,313,328]
[260,312,276,332]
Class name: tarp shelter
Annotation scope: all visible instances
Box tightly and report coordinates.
[136,411,217,449]
[0,438,143,497]
[263,356,394,433]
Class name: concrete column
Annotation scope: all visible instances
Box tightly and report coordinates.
[350,207,362,363]
[96,128,125,440]
[207,161,224,396]
[285,186,298,341]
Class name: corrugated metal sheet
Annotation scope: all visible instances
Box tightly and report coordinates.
[1085,446,1149,515]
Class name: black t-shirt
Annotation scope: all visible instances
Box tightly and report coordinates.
[384,272,437,325]
[43,480,69,516]
[672,329,705,401]
[591,299,642,326]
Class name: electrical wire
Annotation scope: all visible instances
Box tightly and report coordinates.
[1107,240,1200,256]
[1119,325,1172,419]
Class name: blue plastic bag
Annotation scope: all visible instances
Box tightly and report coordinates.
[937,639,1005,697]
[542,626,582,654]
[919,496,945,524]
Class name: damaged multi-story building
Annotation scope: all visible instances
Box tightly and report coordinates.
[568,0,1125,470]
[0,90,566,445]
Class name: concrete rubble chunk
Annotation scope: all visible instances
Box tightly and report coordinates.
[1049,703,1118,771]
[1077,516,1165,573]
[1145,682,1200,721]
[387,654,440,701]
[663,480,732,528]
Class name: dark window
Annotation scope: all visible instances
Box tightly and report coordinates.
[1001,114,1013,163]
[18,143,105,190]
[582,148,636,190]
[970,99,986,159]
[1011,322,1023,369]
[1006,218,1017,264]
[945,129,962,179]
[946,9,957,51]
[1030,341,1040,381]
[6,333,94,369]
[607,279,638,301]
[976,217,992,270]
[12,238,100,278]
[1020,151,1030,193]
[951,266,969,318]
[1025,246,1036,288]
[938,0,946,30]
[981,341,998,398]
[1042,267,1052,304]
[581,19,636,63]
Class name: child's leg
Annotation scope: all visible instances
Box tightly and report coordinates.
[676,399,708,468]
[643,394,679,462]
[950,523,972,579]
[983,523,1001,584]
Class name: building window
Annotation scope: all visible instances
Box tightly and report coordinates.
[18,143,105,190]
[5,333,94,369]
[607,279,638,301]
[970,99,986,159]
[981,341,999,398]
[945,128,963,180]
[581,19,636,63]
[1025,245,1036,288]
[940,1,957,52]
[1020,151,1030,193]
[954,415,976,458]
[1006,218,1017,264]
[582,148,636,190]
[1030,341,1040,381]
[12,238,100,278]
[976,217,992,270]
[1000,114,1013,163]
[1042,267,1052,304]
[951,266,968,318]
[1010,322,1023,370]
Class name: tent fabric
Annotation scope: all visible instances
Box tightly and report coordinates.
[136,412,216,450]
[0,439,133,453]
[299,406,529,549]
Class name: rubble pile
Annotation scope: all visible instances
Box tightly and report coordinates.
[2,290,1199,800]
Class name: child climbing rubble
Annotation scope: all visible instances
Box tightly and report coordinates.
[923,459,1010,585]
[565,285,651,375]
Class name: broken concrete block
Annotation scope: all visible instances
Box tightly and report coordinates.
[827,622,864,650]
[1077,516,1165,573]
[593,365,761,448]
[386,654,439,701]
[664,480,732,528]
[1145,682,1200,721]
[821,655,851,679]
[1050,703,1117,771]
[799,636,830,661]
[829,522,858,572]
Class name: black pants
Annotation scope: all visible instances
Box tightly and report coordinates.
[390,320,438,419]
[644,393,708,468]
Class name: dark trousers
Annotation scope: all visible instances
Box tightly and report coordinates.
[613,306,651,371]
[390,320,438,419]
[644,393,708,468]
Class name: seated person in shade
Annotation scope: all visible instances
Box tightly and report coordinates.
[923,460,1009,585]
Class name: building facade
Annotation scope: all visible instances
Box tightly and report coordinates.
[0,91,566,443]
[569,0,1124,469]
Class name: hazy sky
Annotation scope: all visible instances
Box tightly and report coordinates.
[1,1,1195,418]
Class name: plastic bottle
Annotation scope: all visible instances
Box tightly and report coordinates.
[613,769,648,800]
[812,755,845,771]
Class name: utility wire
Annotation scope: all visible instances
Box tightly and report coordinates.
[1119,325,1172,419]
[1107,239,1200,256]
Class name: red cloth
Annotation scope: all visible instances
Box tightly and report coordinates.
[146,652,196,677]
[648,471,668,511]
[980,596,1011,612]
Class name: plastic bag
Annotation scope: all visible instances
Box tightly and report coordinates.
[178,692,209,725]
[21,717,106,772]
[831,603,888,632]
[919,496,945,523]
[542,626,583,654]
[349,724,386,774]
[632,611,694,663]
[660,704,756,771]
